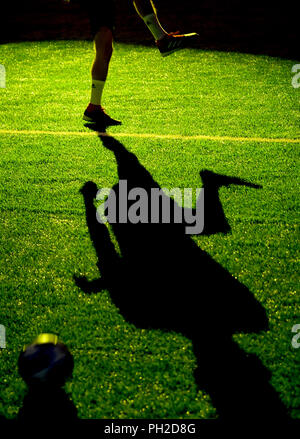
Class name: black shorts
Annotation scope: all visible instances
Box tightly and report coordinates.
[80,0,115,37]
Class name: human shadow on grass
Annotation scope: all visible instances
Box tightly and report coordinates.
[75,134,288,421]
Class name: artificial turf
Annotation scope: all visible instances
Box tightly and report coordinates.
[0,41,299,419]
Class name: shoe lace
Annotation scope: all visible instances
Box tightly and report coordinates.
[167,31,181,37]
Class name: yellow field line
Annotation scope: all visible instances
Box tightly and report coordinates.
[0,129,299,144]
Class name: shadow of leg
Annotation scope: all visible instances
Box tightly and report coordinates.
[200,169,262,236]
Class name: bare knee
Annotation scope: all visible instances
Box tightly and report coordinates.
[94,27,113,62]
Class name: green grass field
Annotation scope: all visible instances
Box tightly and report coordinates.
[0,41,299,419]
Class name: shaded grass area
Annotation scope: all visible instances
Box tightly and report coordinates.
[0,41,299,419]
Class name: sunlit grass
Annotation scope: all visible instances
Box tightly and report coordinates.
[0,41,299,419]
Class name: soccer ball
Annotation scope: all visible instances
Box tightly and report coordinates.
[18,333,74,388]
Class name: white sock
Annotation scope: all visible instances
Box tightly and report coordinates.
[90,79,105,106]
[142,13,166,41]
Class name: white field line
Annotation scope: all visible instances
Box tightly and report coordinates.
[0,129,299,143]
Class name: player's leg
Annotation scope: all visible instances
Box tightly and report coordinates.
[133,0,199,57]
[91,28,113,86]
[133,0,167,41]
[82,0,121,126]
[83,27,117,122]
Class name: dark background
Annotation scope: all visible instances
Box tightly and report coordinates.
[0,0,298,59]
